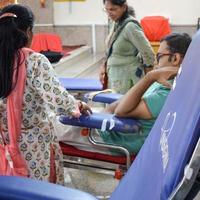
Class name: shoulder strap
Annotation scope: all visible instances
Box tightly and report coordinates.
[106,17,141,60]
[7,48,33,145]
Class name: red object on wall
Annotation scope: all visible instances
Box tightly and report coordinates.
[141,16,171,41]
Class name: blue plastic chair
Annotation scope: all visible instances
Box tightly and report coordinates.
[110,30,200,200]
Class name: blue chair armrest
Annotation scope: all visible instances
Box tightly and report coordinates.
[59,112,141,133]
[59,78,103,92]
[84,93,123,104]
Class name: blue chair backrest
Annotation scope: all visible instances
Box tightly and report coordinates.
[110,30,200,200]
[0,176,97,200]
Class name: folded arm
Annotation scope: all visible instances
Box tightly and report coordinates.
[112,67,179,119]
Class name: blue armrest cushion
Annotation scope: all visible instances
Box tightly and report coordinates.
[84,93,123,104]
[59,112,141,133]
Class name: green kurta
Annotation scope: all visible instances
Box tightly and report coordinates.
[106,16,155,94]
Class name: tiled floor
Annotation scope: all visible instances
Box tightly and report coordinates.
[64,168,119,200]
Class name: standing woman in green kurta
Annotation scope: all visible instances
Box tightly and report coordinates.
[99,0,155,94]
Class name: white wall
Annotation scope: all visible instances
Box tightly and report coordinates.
[54,0,200,25]
[54,0,107,25]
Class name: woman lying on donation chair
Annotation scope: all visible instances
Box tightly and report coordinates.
[0,4,91,185]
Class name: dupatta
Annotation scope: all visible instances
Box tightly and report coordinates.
[0,48,32,177]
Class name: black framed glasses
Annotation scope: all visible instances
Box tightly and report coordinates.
[156,53,174,62]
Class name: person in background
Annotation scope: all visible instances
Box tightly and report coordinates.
[0,4,91,184]
[100,33,191,154]
[99,0,155,94]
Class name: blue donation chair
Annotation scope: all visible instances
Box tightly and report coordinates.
[60,29,200,199]
[60,113,140,178]
[110,30,200,200]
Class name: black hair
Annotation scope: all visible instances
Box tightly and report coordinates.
[161,33,192,56]
[128,5,136,18]
[103,0,126,6]
[0,4,34,98]
[103,0,130,22]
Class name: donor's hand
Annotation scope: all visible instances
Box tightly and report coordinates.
[147,66,179,88]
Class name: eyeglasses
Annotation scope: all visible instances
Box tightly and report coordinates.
[156,53,174,62]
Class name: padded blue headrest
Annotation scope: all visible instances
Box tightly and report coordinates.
[0,176,97,200]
